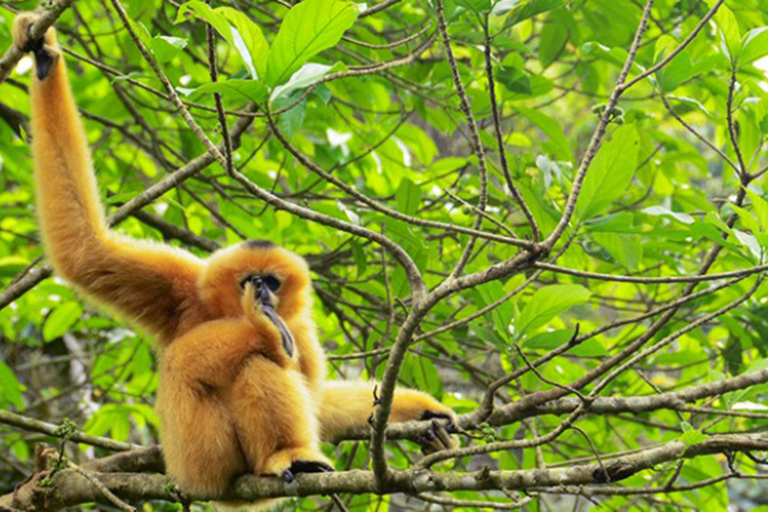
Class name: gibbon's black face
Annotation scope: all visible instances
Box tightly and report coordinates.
[240,273,295,357]
[239,273,281,294]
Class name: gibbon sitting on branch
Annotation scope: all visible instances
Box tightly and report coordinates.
[12,13,456,497]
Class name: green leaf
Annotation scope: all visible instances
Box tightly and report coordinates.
[218,7,270,80]
[740,27,768,66]
[642,205,695,224]
[0,360,24,409]
[746,190,768,231]
[471,281,514,337]
[176,1,268,79]
[581,42,646,75]
[193,80,268,104]
[456,0,492,14]
[411,357,442,398]
[266,0,358,87]
[731,205,760,234]
[574,125,639,223]
[150,36,188,64]
[0,256,29,277]
[496,66,532,95]
[713,4,741,62]
[395,179,422,216]
[274,96,308,139]
[516,284,591,338]
[680,422,708,446]
[592,232,643,270]
[493,0,565,28]
[270,62,345,102]
[538,9,569,67]
[653,36,694,92]
[43,303,83,342]
[516,107,573,161]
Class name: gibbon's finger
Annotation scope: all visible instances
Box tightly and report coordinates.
[418,429,440,455]
[19,23,57,80]
[261,303,294,358]
[419,420,458,454]
[251,276,295,358]
[432,420,456,450]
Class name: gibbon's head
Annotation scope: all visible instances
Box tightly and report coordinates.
[198,240,312,320]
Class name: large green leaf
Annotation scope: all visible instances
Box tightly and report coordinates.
[176,1,268,79]
[493,0,565,28]
[265,0,358,87]
[193,79,268,104]
[574,124,640,223]
[517,107,573,161]
[516,284,591,338]
[395,178,423,216]
[43,303,83,342]
[740,27,768,67]
[0,361,23,409]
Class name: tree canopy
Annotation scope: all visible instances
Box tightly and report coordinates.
[2,0,768,510]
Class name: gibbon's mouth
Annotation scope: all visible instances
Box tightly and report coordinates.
[241,275,294,358]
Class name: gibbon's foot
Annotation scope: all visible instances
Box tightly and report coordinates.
[418,416,458,455]
[263,447,334,483]
[281,460,335,483]
[12,13,59,80]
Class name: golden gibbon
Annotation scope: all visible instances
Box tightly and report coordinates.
[12,13,456,497]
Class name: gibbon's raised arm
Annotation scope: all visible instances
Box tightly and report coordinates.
[15,16,203,343]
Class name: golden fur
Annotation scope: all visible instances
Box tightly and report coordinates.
[13,14,456,499]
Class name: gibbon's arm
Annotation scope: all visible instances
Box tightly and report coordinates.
[14,16,203,343]
[319,381,457,451]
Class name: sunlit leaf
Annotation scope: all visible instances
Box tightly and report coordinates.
[516,285,591,338]
[265,0,358,87]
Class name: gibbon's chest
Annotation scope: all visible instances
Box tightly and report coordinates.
[160,317,300,389]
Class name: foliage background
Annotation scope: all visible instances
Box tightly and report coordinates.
[2,0,768,510]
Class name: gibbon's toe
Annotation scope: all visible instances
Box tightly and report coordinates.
[281,460,335,483]
[263,448,333,482]
[419,418,458,455]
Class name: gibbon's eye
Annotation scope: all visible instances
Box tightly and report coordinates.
[263,274,281,292]
[239,275,255,290]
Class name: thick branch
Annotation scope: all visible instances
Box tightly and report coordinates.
[4,433,767,510]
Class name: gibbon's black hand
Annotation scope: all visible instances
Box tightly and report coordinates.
[22,29,55,80]
[252,276,295,358]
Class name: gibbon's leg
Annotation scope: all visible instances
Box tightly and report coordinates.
[226,358,333,481]
[156,370,246,496]
[319,381,458,453]
[13,14,203,344]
